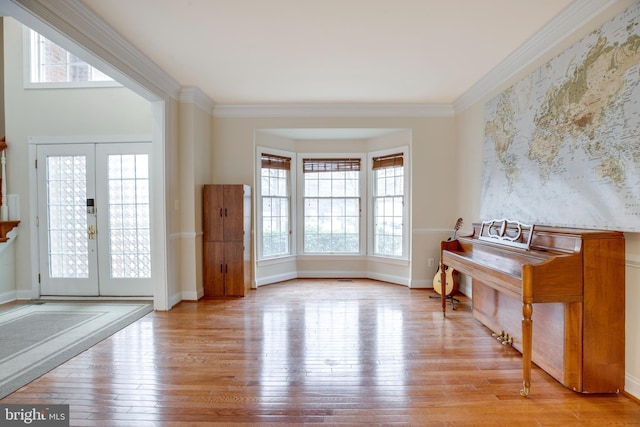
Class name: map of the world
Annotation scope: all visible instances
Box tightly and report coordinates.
[480,3,640,232]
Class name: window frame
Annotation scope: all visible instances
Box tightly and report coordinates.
[298,153,366,256]
[23,27,121,89]
[256,147,295,261]
[368,146,409,260]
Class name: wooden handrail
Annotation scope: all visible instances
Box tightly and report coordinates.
[0,220,19,243]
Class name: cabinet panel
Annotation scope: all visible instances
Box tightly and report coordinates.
[224,242,245,296]
[203,186,224,241]
[223,185,244,241]
[203,242,225,296]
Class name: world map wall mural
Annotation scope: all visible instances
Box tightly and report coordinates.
[480,3,640,232]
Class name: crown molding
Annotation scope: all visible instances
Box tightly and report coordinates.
[213,103,454,118]
[180,87,216,113]
[3,0,181,101]
[453,0,618,113]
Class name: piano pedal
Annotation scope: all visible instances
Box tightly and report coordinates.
[491,330,514,346]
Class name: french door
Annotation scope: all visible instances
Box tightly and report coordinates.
[37,143,153,296]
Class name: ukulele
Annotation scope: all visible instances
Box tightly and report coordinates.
[432,218,463,296]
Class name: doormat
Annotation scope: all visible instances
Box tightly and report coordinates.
[0,301,153,399]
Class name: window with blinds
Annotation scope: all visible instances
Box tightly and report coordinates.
[261,153,291,258]
[302,158,361,254]
[372,153,404,257]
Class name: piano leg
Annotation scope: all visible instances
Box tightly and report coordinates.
[440,261,447,317]
[521,302,533,397]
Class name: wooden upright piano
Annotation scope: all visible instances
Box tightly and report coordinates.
[440,219,625,397]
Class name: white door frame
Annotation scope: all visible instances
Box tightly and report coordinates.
[28,135,160,299]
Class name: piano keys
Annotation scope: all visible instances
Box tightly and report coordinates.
[440,219,625,397]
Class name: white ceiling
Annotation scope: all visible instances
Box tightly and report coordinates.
[79,0,575,105]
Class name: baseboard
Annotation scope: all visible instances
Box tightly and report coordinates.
[168,291,182,309]
[297,270,368,279]
[181,291,200,301]
[626,372,640,401]
[366,272,409,287]
[0,290,17,305]
[256,272,298,287]
[16,289,33,300]
[410,279,430,288]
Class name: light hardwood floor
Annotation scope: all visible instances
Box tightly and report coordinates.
[2,279,640,426]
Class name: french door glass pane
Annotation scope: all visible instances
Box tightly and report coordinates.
[107,154,151,278]
[46,155,88,278]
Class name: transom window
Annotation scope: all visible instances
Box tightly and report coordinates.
[303,158,361,254]
[26,28,117,87]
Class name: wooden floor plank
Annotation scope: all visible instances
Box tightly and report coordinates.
[2,279,639,425]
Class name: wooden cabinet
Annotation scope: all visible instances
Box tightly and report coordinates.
[203,185,251,297]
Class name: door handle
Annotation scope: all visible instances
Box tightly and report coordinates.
[88,225,96,240]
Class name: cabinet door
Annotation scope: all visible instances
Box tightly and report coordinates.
[203,241,225,296]
[224,242,245,296]
[203,185,224,241]
[223,185,244,241]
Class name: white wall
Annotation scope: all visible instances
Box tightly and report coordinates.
[454,0,640,399]
[178,96,214,300]
[3,18,152,298]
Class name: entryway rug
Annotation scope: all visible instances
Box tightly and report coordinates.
[0,301,153,399]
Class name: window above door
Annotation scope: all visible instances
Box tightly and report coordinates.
[24,27,121,89]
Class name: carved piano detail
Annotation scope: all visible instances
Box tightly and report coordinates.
[440,219,625,397]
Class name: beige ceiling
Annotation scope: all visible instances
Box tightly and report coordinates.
[80,0,574,104]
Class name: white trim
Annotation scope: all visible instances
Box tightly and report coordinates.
[297,255,369,262]
[255,272,299,287]
[171,232,198,240]
[297,270,368,278]
[626,259,640,269]
[368,255,410,267]
[28,135,152,145]
[181,291,200,301]
[168,291,182,309]
[28,144,41,300]
[16,289,34,300]
[179,86,216,114]
[453,0,618,113]
[256,255,297,267]
[410,279,431,289]
[151,100,170,311]
[626,373,640,400]
[367,271,409,287]
[0,290,18,304]
[214,103,454,118]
